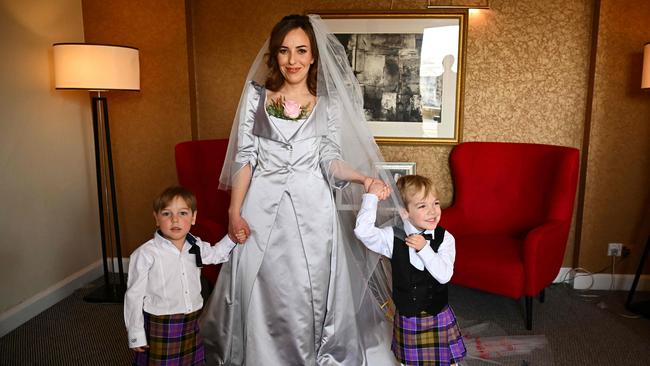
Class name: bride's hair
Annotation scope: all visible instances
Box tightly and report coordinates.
[265,15,319,96]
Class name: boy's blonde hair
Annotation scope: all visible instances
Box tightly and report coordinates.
[153,186,197,213]
[396,175,437,206]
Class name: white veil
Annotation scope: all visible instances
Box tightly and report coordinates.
[216,14,407,364]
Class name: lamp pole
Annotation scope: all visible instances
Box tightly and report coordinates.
[53,43,139,303]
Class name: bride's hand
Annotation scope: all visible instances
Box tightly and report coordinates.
[363,176,376,193]
[363,177,391,200]
[228,214,250,244]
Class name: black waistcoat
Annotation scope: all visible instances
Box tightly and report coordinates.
[391,226,448,317]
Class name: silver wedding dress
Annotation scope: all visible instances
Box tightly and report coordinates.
[200,15,401,366]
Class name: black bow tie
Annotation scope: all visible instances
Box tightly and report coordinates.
[186,234,203,268]
[420,231,433,241]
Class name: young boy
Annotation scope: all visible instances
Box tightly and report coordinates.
[354,175,466,366]
[124,186,241,366]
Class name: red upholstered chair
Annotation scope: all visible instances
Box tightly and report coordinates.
[441,142,580,330]
[175,139,231,286]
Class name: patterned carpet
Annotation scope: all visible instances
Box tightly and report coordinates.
[1,280,649,365]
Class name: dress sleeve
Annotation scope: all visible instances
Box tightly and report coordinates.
[124,246,154,348]
[231,81,262,176]
[319,97,349,189]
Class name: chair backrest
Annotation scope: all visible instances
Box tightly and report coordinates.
[448,142,580,236]
[175,139,230,228]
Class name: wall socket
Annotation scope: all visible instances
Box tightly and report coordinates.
[607,243,623,256]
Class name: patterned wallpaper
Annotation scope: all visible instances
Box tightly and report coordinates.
[83,0,194,253]
[580,0,650,273]
[191,0,594,266]
[383,0,593,266]
[86,0,649,272]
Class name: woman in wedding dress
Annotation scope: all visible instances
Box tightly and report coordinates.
[200,14,399,366]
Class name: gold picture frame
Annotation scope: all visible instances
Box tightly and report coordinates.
[318,11,467,145]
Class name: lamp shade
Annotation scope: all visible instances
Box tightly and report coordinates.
[641,42,650,89]
[53,43,140,91]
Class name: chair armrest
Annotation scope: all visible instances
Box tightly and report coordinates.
[523,220,571,295]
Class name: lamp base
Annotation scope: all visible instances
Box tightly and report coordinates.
[626,300,650,319]
[83,282,126,303]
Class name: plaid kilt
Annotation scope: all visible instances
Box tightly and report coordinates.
[392,305,466,365]
[133,310,205,366]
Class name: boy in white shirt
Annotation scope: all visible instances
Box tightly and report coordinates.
[124,186,242,366]
[354,175,466,366]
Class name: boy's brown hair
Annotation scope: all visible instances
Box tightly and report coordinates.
[396,175,437,207]
[153,186,197,213]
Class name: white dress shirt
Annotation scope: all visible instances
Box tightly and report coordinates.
[124,232,236,348]
[354,193,456,284]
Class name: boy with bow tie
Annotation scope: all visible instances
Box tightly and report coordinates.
[354,175,466,366]
[124,186,242,365]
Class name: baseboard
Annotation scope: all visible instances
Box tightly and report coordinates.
[554,267,650,291]
[0,261,103,337]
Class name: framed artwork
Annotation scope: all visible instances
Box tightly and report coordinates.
[335,161,416,210]
[319,11,467,144]
[375,161,417,182]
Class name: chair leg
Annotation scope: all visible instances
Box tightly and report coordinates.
[525,296,533,330]
[539,288,545,303]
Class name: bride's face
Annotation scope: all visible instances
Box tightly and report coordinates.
[277,28,314,87]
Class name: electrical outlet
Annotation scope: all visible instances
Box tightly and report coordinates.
[622,246,631,258]
[608,243,623,256]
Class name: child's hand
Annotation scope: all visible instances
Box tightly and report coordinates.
[366,178,391,200]
[405,234,427,251]
[228,214,250,244]
[234,229,248,244]
[132,345,149,352]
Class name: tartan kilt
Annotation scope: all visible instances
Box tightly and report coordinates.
[133,310,205,366]
[392,305,466,365]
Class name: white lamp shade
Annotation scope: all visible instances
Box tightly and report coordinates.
[53,43,140,91]
[641,42,650,89]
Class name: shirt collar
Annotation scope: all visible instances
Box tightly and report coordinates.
[154,230,197,251]
[403,220,433,237]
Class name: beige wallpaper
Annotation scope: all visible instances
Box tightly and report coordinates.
[82,0,193,253]
[81,0,650,275]
[191,0,592,266]
[581,0,650,274]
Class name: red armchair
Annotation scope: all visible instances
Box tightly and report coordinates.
[441,142,579,330]
[175,139,230,286]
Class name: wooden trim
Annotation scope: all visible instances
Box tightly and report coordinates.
[573,0,601,269]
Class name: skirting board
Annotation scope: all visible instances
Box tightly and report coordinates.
[554,267,650,291]
[1,262,647,337]
[0,260,103,337]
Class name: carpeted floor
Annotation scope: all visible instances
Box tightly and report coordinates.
[1,281,649,365]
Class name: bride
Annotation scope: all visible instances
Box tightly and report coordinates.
[200,14,399,366]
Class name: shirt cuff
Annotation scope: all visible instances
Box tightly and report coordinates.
[128,329,147,348]
[219,235,237,250]
[361,193,379,206]
[416,243,436,261]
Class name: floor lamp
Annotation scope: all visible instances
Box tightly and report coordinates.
[625,41,650,318]
[53,43,140,303]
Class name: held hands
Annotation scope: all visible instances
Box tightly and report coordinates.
[132,345,149,352]
[228,213,251,244]
[363,177,391,201]
[405,234,427,251]
[234,229,247,244]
